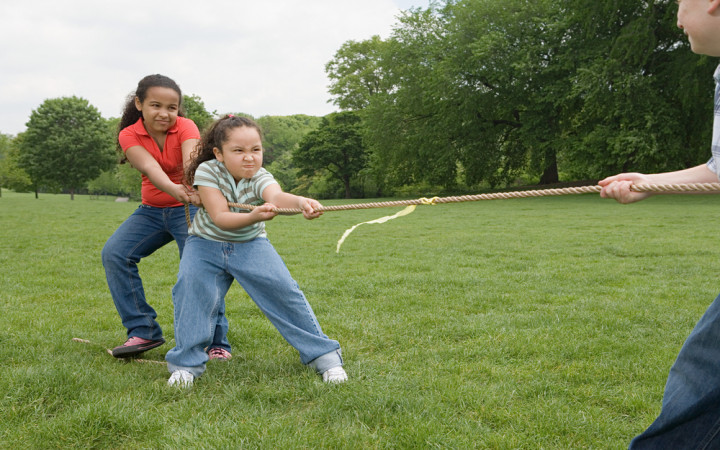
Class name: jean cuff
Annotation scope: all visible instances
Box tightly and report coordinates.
[167,362,206,379]
[307,349,343,374]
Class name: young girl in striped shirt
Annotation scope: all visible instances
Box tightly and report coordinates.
[165,114,347,387]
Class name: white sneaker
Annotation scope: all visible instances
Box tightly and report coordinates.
[168,370,194,387]
[322,366,348,383]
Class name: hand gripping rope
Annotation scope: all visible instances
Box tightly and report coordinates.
[184,183,720,252]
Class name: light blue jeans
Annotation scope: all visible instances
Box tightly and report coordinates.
[166,236,343,378]
[102,204,230,351]
[629,293,720,449]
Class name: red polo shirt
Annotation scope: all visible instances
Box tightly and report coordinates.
[119,117,200,207]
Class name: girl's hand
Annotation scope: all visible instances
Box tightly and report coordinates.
[598,173,652,204]
[298,197,323,220]
[185,186,203,207]
[168,183,192,204]
[250,203,279,222]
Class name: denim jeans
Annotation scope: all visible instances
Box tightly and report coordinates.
[102,204,230,350]
[166,236,342,378]
[629,293,720,449]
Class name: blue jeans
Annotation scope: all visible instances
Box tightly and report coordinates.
[629,293,720,449]
[166,236,342,378]
[102,204,230,350]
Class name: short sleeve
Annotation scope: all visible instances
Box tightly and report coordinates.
[118,126,140,153]
[194,161,220,189]
[254,169,279,199]
[177,117,200,142]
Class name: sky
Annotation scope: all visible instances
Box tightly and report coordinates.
[0,0,431,136]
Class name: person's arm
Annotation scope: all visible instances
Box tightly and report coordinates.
[598,164,718,204]
[198,185,278,230]
[180,138,202,206]
[125,145,191,203]
[262,184,323,220]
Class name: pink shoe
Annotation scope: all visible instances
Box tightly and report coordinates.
[111,336,165,358]
[207,347,232,361]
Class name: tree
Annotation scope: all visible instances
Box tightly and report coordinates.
[326,36,390,110]
[559,0,715,178]
[183,94,215,132]
[19,96,115,199]
[257,114,322,165]
[293,112,367,199]
[332,0,713,190]
[0,133,32,196]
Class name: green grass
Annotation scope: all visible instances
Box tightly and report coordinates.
[2,190,719,448]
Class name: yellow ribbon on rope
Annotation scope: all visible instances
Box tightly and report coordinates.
[335,197,440,253]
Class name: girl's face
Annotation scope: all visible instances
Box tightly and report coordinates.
[135,86,180,137]
[213,126,264,182]
[676,0,720,56]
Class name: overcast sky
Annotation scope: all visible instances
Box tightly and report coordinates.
[0,0,431,136]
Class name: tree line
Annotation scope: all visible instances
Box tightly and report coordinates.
[0,96,335,199]
[2,0,717,200]
[327,0,717,193]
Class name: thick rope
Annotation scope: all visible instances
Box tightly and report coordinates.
[224,183,720,214]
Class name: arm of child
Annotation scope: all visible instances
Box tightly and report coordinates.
[599,164,718,204]
[262,184,323,220]
[125,145,191,204]
[181,138,202,207]
[198,185,278,230]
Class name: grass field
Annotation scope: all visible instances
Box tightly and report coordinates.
[2,190,719,448]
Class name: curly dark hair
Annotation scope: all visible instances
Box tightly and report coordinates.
[185,114,264,185]
[116,74,185,159]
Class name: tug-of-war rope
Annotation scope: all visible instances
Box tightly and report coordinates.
[79,183,720,359]
[217,183,720,253]
[228,183,720,214]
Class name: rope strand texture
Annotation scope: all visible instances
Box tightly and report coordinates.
[226,183,720,214]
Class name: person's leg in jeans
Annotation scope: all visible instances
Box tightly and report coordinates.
[168,205,231,353]
[228,237,342,373]
[166,236,233,378]
[102,205,173,341]
[629,293,720,449]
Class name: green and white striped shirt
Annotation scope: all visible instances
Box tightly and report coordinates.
[190,160,278,242]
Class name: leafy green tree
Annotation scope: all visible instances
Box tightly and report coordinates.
[0,133,32,196]
[293,112,367,198]
[326,36,390,110]
[116,163,142,199]
[559,0,715,177]
[19,96,115,199]
[339,0,713,190]
[183,94,215,132]
[362,8,463,188]
[257,114,322,165]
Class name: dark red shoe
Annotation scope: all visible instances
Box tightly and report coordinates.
[111,336,165,358]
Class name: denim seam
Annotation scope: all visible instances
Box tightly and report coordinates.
[124,227,169,333]
[698,411,720,450]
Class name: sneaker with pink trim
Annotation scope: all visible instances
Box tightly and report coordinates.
[111,336,165,358]
[207,347,232,361]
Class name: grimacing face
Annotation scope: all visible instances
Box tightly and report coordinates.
[213,126,264,182]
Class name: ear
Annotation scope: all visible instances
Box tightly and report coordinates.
[213,147,224,162]
[134,96,142,111]
[710,0,720,14]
